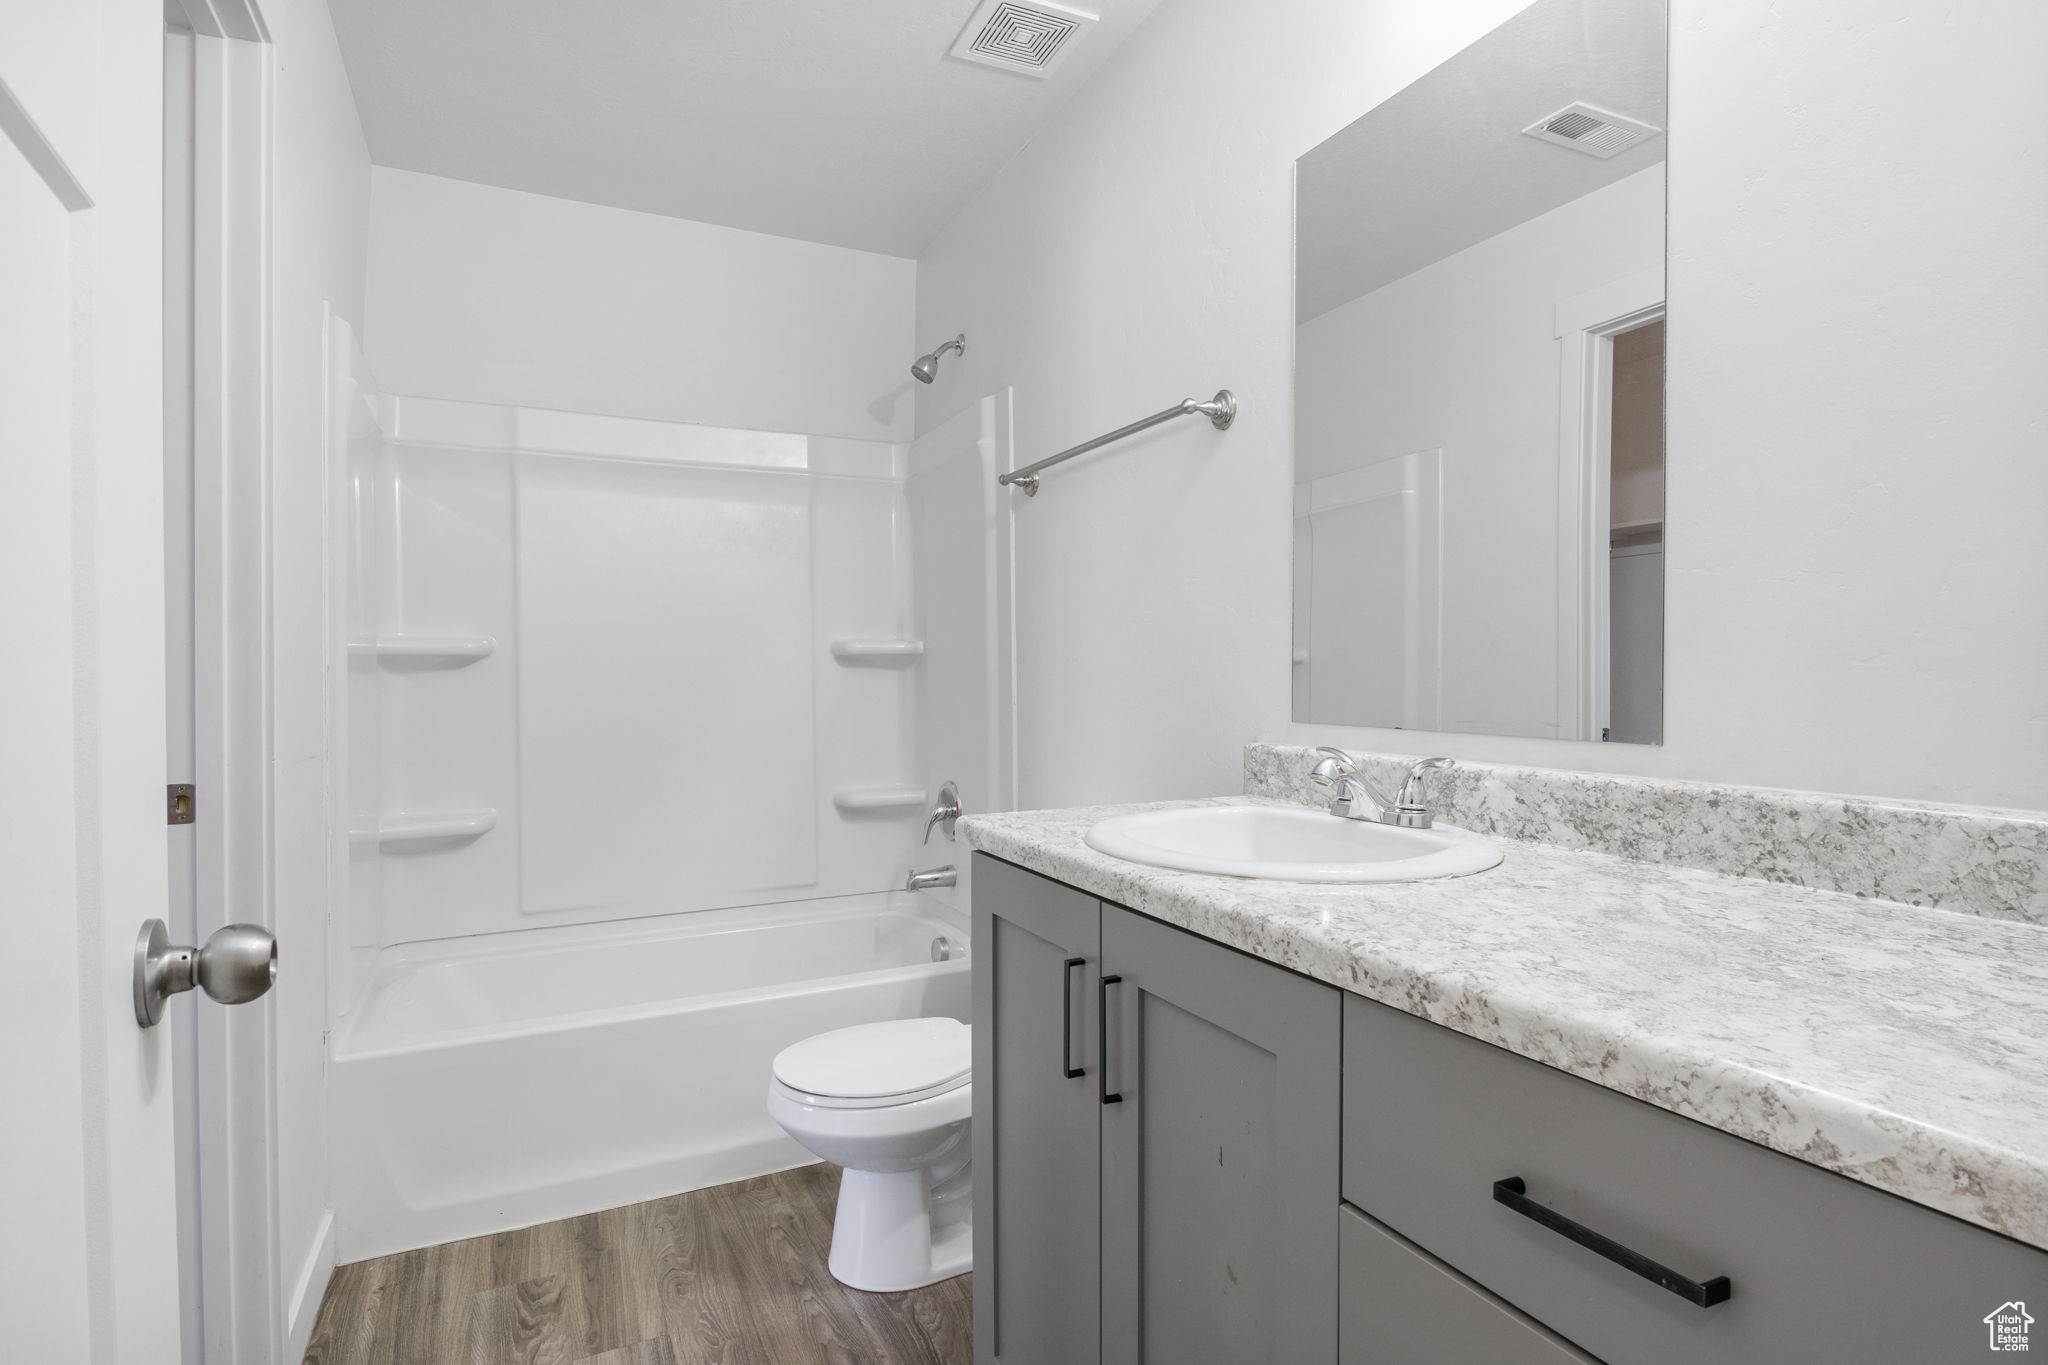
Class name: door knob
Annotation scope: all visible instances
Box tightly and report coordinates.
[133,918,276,1027]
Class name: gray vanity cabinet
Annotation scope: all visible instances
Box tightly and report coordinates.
[972,854,1103,1365]
[976,855,2048,1365]
[973,854,1342,1365]
[1343,994,2048,1365]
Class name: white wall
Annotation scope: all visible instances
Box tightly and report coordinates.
[1297,165,1664,739]
[914,0,2048,811]
[364,168,919,441]
[264,0,372,1338]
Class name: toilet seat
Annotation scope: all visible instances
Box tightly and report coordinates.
[771,1018,969,1109]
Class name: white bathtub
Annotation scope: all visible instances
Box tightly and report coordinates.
[331,892,970,1260]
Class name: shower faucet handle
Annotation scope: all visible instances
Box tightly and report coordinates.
[923,780,962,845]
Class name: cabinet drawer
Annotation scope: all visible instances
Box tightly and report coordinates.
[1341,1204,1600,1365]
[1343,996,2048,1365]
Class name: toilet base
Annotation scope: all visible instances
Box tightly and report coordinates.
[828,1165,973,1293]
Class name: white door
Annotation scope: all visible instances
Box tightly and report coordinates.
[0,2,186,1358]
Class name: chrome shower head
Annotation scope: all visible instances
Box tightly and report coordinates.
[911,333,966,384]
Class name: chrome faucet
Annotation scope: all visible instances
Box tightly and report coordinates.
[1309,748,1454,829]
[922,780,962,845]
[905,864,958,892]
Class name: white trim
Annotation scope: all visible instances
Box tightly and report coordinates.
[165,29,205,1363]
[989,388,1020,814]
[1553,269,1664,741]
[283,1211,336,1364]
[169,0,269,43]
[186,21,286,1365]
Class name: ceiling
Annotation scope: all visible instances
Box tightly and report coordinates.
[1295,0,1666,322]
[325,0,1165,259]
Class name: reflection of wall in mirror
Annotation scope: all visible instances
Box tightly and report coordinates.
[1295,164,1663,737]
[1295,452,1443,731]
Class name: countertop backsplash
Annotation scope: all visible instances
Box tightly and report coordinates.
[1246,743,2048,925]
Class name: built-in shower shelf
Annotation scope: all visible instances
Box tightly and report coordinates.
[348,634,497,663]
[829,639,924,663]
[831,786,927,812]
[354,809,500,846]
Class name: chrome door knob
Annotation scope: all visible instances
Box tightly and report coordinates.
[133,918,277,1027]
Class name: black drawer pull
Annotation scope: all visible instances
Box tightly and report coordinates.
[1099,975,1123,1104]
[1061,957,1085,1079]
[1493,1177,1731,1308]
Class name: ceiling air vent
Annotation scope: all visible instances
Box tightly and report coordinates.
[1522,102,1663,159]
[950,0,1097,78]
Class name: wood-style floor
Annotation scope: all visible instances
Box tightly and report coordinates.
[302,1164,971,1365]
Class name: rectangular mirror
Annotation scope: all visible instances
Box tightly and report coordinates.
[1292,0,1667,743]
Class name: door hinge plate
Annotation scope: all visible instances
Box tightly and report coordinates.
[167,783,195,825]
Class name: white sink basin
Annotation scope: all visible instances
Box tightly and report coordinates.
[1084,804,1502,883]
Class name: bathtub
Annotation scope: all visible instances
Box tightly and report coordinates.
[331,891,970,1260]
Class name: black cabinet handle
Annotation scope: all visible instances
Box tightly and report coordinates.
[1061,957,1085,1079]
[1493,1177,1731,1308]
[1099,975,1123,1104]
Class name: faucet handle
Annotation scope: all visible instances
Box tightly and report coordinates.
[923,780,962,845]
[1395,757,1454,811]
[1309,746,1359,789]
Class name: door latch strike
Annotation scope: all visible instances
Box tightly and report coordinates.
[167,783,195,825]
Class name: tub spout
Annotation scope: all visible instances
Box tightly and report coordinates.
[905,864,957,892]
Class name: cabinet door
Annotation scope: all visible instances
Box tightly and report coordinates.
[973,854,1102,1365]
[1100,903,1341,1365]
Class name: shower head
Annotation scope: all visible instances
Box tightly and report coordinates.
[911,334,966,384]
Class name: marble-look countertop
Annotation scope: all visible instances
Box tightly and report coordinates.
[959,797,2048,1252]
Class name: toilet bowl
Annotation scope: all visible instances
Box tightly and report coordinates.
[767,1017,972,1293]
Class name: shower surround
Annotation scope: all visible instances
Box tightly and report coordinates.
[332,381,1012,1259]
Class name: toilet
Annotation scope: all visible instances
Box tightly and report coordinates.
[767,1017,972,1293]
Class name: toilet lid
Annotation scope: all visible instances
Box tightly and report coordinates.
[772,1017,970,1100]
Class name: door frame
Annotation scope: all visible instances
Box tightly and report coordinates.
[166,2,294,1361]
[1553,269,1664,742]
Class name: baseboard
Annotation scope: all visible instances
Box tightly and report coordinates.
[284,1209,337,1363]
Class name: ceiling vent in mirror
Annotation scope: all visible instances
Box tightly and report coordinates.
[950,0,1097,78]
[1522,102,1663,159]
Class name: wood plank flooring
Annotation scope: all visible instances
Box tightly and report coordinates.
[302,1164,971,1365]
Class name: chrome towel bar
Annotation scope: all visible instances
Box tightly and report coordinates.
[999,390,1236,496]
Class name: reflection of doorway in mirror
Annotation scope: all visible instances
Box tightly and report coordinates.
[1293,451,1444,730]
[1607,321,1665,744]
[1553,268,1664,744]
